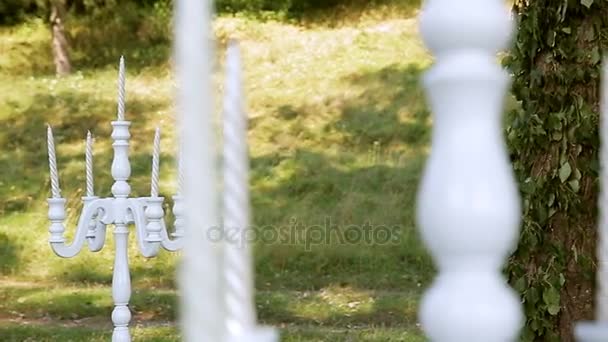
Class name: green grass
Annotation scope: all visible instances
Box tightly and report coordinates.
[0,4,432,341]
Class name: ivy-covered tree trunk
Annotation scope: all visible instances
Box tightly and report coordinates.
[50,0,71,76]
[506,1,608,341]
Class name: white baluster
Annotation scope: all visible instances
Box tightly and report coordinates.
[575,62,608,342]
[416,1,522,341]
[175,0,224,341]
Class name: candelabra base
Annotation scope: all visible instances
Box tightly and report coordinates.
[575,322,608,342]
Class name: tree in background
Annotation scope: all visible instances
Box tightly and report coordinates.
[506,1,608,340]
[49,0,71,76]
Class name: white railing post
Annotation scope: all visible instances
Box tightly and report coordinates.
[175,0,225,341]
[574,62,608,342]
[416,1,523,341]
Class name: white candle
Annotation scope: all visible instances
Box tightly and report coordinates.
[85,131,94,197]
[151,127,161,198]
[175,0,222,341]
[117,56,126,121]
[598,61,608,322]
[47,125,61,198]
[223,41,256,337]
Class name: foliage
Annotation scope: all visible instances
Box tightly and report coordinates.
[504,0,608,340]
[0,0,39,24]
[0,0,420,25]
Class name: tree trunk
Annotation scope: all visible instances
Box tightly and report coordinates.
[506,1,608,341]
[50,0,71,76]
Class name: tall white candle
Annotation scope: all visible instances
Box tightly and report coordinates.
[151,127,161,198]
[223,41,256,337]
[598,61,608,322]
[86,131,94,197]
[47,125,61,198]
[175,0,223,341]
[117,56,126,121]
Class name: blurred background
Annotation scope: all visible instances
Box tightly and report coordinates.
[0,1,431,341]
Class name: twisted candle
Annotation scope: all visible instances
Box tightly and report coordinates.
[598,61,608,322]
[47,125,61,198]
[223,41,256,337]
[151,127,161,198]
[117,56,126,121]
[86,131,94,197]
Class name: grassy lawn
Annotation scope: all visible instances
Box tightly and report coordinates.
[0,3,432,341]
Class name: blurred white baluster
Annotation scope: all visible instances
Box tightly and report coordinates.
[575,61,608,342]
[416,1,522,341]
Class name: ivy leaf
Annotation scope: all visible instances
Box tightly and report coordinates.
[559,162,572,183]
[581,0,594,8]
[548,193,556,206]
[548,304,561,315]
[528,287,540,304]
[515,277,527,292]
[543,287,560,308]
[569,180,580,193]
[591,47,601,65]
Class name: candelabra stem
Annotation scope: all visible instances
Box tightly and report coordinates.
[111,222,132,342]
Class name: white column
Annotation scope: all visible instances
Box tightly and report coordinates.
[175,0,223,341]
[575,62,608,342]
[416,1,522,341]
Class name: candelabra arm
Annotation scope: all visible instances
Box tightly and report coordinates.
[50,198,112,258]
[159,218,184,251]
[134,197,184,252]
[84,196,108,252]
[128,199,161,258]
[87,217,107,252]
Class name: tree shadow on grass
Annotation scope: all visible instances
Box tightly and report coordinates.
[251,149,433,292]
[332,64,429,148]
[0,232,21,275]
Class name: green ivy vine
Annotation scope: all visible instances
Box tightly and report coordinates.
[504,0,608,340]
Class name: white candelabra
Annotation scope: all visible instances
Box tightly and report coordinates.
[575,62,608,342]
[416,1,523,341]
[46,57,184,342]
